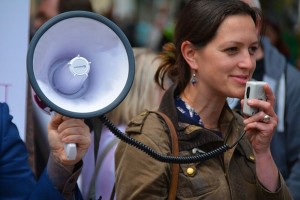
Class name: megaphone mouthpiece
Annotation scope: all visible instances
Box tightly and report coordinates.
[68,55,91,76]
[51,55,90,96]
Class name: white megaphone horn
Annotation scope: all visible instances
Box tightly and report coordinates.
[27,11,135,160]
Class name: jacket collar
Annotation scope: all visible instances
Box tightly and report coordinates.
[158,84,245,152]
[158,84,181,130]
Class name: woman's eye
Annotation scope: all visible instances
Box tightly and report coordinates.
[249,46,258,55]
[225,47,238,54]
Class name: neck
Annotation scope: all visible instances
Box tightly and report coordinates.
[180,86,225,130]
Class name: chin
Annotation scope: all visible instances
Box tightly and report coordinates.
[237,94,244,99]
[229,90,244,99]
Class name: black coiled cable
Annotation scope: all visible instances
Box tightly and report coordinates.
[99,115,245,164]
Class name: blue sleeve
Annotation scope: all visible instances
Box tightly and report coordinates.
[0,103,74,200]
[284,66,300,199]
[286,155,300,200]
[0,102,37,199]
[28,169,68,199]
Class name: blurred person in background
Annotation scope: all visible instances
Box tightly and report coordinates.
[264,18,291,60]
[30,0,59,39]
[237,0,300,199]
[30,0,93,39]
[80,47,167,200]
[0,102,90,199]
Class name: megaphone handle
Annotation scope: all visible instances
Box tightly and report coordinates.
[50,112,77,160]
[64,143,77,160]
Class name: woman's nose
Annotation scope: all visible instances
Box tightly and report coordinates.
[238,51,255,69]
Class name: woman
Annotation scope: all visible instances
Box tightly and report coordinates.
[115,0,292,199]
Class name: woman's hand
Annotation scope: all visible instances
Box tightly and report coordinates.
[241,83,278,154]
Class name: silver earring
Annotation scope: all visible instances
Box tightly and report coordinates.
[191,73,197,85]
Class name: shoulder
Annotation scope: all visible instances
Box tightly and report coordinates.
[0,103,16,137]
[0,102,25,152]
[126,110,168,134]
[0,102,13,127]
[0,102,26,164]
[125,109,172,152]
[0,103,13,142]
[285,65,300,105]
[0,102,9,117]
[286,64,300,89]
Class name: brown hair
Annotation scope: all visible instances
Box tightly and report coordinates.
[155,0,262,92]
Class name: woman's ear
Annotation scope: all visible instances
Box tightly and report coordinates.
[181,41,198,70]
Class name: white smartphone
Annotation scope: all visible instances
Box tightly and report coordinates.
[243,81,266,116]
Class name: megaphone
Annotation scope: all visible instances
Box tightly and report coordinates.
[27,11,135,160]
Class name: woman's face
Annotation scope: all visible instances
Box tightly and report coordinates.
[194,15,259,99]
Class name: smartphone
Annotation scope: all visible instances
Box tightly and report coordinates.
[243,81,266,116]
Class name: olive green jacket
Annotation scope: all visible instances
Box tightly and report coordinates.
[115,86,292,200]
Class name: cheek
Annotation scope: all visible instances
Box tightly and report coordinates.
[199,64,229,89]
[199,57,230,79]
[196,50,233,83]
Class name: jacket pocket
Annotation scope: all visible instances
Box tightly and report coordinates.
[176,151,222,199]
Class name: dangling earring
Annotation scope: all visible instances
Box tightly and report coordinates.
[191,72,197,85]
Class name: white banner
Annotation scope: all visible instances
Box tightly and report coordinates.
[0,0,30,141]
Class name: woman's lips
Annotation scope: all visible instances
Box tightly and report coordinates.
[230,75,249,85]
